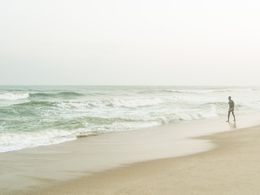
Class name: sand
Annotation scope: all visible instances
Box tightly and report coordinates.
[33,125,260,195]
[1,115,260,195]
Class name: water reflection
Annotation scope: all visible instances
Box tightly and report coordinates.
[228,121,237,129]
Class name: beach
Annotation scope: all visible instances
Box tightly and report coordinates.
[1,86,259,153]
[34,124,260,195]
[2,0,260,193]
[1,115,260,194]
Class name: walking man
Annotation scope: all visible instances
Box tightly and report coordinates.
[226,96,236,122]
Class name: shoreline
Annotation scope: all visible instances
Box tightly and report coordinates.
[1,114,260,194]
[34,124,260,195]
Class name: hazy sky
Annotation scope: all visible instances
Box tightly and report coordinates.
[1,0,260,85]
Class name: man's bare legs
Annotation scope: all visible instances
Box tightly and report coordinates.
[227,111,236,122]
[227,111,230,122]
[231,111,236,121]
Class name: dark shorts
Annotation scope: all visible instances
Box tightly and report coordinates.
[229,108,234,112]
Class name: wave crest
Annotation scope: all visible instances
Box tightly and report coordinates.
[0,92,29,101]
[29,91,84,99]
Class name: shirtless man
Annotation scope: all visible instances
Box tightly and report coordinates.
[226,96,236,122]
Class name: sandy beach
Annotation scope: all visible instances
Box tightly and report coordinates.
[1,115,260,195]
[33,124,260,195]
[2,0,260,193]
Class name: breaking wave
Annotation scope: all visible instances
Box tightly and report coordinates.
[1,86,260,153]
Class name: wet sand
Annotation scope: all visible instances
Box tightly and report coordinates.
[1,115,260,194]
[34,125,260,195]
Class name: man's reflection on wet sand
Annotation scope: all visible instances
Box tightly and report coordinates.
[228,121,237,129]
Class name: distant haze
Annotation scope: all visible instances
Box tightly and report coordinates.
[1,0,260,85]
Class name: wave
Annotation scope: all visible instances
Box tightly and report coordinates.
[201,101,246,109]
[1,86,260,153]
[161,88,257,94]
[0,108,220,151]
[0,130,76,153]
[29,91,84,99]
[109,98,164,108]
[0,92,29,101]
[14,101,56,107]
[0,101,57,117]
[54,98,165,110]
[0,91,83,101]
[201,101,227,106]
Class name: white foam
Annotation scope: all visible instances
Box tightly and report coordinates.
[0,92,29,101]
[110,97,164,108]
[1,86,260,153]
[0,130,76,153]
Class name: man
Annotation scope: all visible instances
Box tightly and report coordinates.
[226,96,236,122]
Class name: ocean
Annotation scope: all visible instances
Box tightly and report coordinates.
[0,86,260,153]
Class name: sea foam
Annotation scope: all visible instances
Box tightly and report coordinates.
[0,92,29,101]
[0,86,260,153]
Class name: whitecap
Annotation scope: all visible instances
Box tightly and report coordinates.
[0,92,29,101]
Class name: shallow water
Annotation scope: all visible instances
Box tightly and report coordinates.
[0,86,260,152]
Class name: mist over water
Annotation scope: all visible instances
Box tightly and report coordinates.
[0,86,260,152]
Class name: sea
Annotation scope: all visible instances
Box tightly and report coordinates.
[0,86,260,153]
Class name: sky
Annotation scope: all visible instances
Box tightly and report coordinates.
[0,0,260,86]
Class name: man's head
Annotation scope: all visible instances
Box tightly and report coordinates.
[228,96,232,100]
